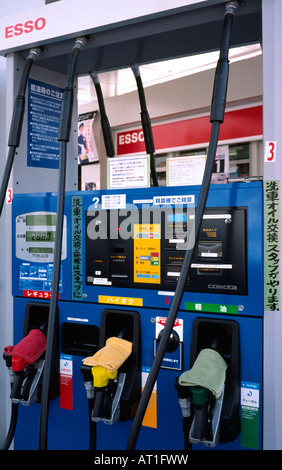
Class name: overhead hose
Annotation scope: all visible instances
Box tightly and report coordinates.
[0,47,41,217]
[131,64,158,187]
[90,72,115,158]
[39,36,87,451]
[126,0,239,450]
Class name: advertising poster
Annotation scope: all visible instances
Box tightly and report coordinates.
[78,112,99,165]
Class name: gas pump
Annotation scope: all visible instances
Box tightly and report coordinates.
[10,179,263,450]
[1,0,264,452]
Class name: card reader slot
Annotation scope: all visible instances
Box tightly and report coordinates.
[198,241,223,259]
[110,258,129,280]
[165,253,185,281]
[166,264,182,278]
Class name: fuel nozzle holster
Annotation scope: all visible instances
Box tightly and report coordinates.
[3,328,47,405]
[175,367,225,448]
[188,384,225,447]
[81,338,131,425]
[81,309,141,425]
[175,318,241,448]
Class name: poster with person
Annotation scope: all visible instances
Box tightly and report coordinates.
[78,112,99,164]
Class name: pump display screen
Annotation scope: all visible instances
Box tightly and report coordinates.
[15,211,67,263]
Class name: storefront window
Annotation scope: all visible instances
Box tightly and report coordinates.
[228,143,250,177]
[154,142,253,185]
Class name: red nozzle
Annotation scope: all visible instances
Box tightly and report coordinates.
[12,355,29,372]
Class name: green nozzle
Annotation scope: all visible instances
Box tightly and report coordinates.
[188,386,212,405]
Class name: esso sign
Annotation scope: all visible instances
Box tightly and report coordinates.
[117,129,145,155]
[5,17,46,38]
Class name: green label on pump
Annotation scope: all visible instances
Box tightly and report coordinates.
[185,302,238,314]
[72,196,83,300]
[241,382,260,449]
[264,180,280,312]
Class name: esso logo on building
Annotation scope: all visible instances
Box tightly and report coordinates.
[5,17,46,38]
[118,130,144,145]
[117,129,145,155]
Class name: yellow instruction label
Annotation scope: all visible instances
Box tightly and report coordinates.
[98,295,143,306]
[133,223,161,284]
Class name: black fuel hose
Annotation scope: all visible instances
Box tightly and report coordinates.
[126,0,239,450]
[81,364,97,450]
[39,36,87,451]
[0,402,18,451]
[0,47,41,217]
[88,397,97,450]
[1,356,19,451]
[131,64,158,187]
[90,72,115,158]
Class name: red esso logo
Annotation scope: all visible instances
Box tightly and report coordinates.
[5,17,46,38]
[118,131,144,146]
[117,130,146,154]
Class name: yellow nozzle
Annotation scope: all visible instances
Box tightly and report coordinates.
[92,365,117,388]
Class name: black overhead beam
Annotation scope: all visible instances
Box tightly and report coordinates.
[23,0,261,75]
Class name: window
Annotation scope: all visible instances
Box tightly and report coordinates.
[154,141,262,186]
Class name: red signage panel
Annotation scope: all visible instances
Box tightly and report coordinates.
[116,105,262,155]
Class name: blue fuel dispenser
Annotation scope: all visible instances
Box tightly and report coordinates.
[10,181,263,450]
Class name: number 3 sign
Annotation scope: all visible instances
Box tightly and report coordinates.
[6,188,13,204]
[265,141,277,162]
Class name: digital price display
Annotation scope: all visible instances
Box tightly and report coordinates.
[26,231,56,242]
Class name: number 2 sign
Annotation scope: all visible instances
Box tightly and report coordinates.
[265,141,277,162]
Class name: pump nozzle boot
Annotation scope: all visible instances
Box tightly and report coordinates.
[4,329,47,405]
